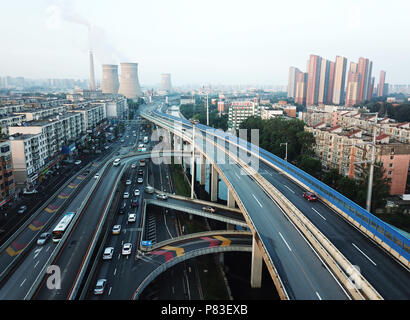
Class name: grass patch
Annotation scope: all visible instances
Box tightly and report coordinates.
[170,163,191,197]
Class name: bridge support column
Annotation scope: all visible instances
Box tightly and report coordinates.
[210,164,218,202]
[251,236,262,288]
[199,154,206,185]
[227,189,235,208]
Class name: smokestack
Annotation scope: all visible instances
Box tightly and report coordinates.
[118,63,142,99]
[102,64,119,94]
[160,73,173,93]
[89,50,96,91]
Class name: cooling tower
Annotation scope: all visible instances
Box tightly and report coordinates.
[118,63,142,99]
[101,64,119,94]
[160,73,173,92]
[89,51,96,91]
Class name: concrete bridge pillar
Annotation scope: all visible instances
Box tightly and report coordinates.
[199,154,206,185]
[227,189,236,208]
[210,164,218,202]
[251,236,262,288]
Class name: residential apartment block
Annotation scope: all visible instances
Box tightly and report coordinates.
[228,101,260,130]
[0,140,15,203]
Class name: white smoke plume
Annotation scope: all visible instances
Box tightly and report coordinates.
[45,0,129,64]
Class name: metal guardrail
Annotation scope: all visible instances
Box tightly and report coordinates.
[149,111,410,266]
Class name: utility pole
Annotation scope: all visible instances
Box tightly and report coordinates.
[190,119,198,199]
[206,93,209,126]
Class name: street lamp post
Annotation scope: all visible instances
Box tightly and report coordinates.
[280,142,288,161]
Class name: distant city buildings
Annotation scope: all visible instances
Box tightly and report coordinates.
[288,55,388,108]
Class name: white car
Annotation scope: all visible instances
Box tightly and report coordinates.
[74,160,82,165]
[94,279,107,295]
[103,247,114,260]
[137,177,143,184]
[134,189,140,196]
[94,173,99,179]
[122,243,132,255]
[112,225,121,235]
[131,163,136,168]
[126,179,131,185]
[128,213,136,223]
[156,193,168,200]
[123,192,129,199]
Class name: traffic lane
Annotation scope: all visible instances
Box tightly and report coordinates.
[0,176,98,299]
[258,162,410,299]
[219,163,349,300]
[33,164,123,299]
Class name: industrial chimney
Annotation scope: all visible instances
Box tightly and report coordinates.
[101,64,119,94]
[118,63,142,99]
[88,50,96,91]
[160,73,173,93]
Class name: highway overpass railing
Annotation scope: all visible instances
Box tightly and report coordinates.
[150,110,410,266]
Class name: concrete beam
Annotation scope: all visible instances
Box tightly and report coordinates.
[251,235,263,288]
[227,188,236,208]
[200,154,206,185]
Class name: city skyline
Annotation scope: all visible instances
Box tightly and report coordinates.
[0,0,409,86]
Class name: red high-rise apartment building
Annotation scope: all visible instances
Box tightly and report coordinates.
[295,72,307,105]
[306,55,322,106]
[378,71,386,97]
[357,57,373,102]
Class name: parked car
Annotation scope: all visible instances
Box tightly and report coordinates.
[156,193,168,200]
[202,206,216,213]
[103,247,114,260]
[94,279,107,295]
[17,205,27,214]
[37,232,50,245]
[303,192,318,202]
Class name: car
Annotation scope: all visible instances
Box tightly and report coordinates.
[138,169,143,176]
[94,279,107,295]
[131,163,136,168]
[303,192,318,202]
[128,213,136,223]
[119,202,127,214]
[112,225,121,235]
[131,199,138,207]
[74,160,82,165]
[137,177,143,184]
[123,192,129,199]
[37,232,50,245]
[103,247,114,260]
[94,173,100,179]
[17,205,27,214]
[134,189,140,196]
[156,193,168,200]
[126,179,131,185]
[145,186,154,194]
[122,243,132,255]
[104,146,109,150]
[202,206,216,213]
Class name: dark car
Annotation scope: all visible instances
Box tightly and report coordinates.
[138,169,143,176]
[119,202,127,214]
[131,199,138,208]
[303,192,318,202]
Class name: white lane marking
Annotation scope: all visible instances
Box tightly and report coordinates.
[108,287,112,296]
[20,279,26,287]
[278,232,292,252]
[312,208,326,221]
[316,292,322,300]
[352,243,377,266]
[33,248,42,259]
[284,185,295,194]
[113,268,117,276]
[234,172,241,180]
[46,246,50,252]
[34,261,39,268]
[118,253,121,260]
[252,194,263,207]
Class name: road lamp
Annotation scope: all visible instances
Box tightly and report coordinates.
[280,142,288,162]
[190,119,199,199]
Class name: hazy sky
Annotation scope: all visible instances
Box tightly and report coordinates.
[1,0,409,86]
